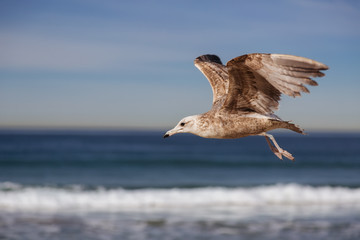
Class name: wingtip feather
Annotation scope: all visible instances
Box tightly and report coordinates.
[195,54,223,65]
[270,54,328,70]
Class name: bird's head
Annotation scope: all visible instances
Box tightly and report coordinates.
[163,115,199,138]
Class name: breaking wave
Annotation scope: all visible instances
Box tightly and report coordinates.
[1,182,360,212]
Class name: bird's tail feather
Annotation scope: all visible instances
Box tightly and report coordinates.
[283,121,306,135]
[270,119,306,135]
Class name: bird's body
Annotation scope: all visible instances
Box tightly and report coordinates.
[164,53,328,161]
[186,112,301,139]
[195,113,270,139]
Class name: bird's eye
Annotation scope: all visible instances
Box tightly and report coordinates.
[180,122,185,127]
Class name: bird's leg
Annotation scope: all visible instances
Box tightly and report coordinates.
[264,135,283,160]
[260,133,295,161]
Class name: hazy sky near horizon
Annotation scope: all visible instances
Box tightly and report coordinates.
[1,0,360,131]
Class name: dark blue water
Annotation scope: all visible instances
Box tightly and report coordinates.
[0,130,359,240]
[1,130,359,188]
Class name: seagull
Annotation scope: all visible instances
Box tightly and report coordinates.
[164,53,328,161]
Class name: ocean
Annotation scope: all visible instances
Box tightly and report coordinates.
[0,130,359,240]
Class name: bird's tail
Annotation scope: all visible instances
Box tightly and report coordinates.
[270,119,305,135]
[283,121,306,135]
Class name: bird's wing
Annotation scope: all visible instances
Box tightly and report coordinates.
[222,53,328,114]
[194,55,229,107]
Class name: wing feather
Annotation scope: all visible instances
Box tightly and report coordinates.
[223,53,328,114]
[194,55,228,108]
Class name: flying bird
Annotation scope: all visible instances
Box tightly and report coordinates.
[164,53,328,161]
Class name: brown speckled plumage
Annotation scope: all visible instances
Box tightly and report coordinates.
[165,53,328,161]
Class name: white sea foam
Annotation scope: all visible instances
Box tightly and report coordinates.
[0,182,360,212]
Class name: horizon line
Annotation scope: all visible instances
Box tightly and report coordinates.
[0,127,359,135]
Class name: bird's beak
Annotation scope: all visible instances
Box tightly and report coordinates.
[163,127,181,138]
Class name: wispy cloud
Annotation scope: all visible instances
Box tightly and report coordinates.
[0,32,192,72]
[2,0,359,72]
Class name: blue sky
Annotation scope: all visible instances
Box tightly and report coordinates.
[1,0,359,131]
